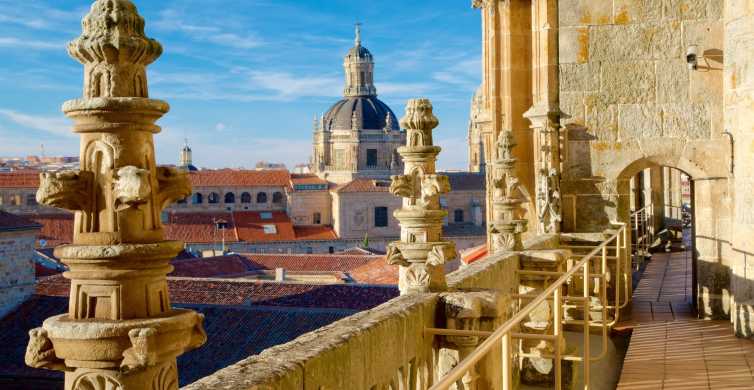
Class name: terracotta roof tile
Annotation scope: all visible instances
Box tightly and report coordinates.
[293,225,338,240]
[444,172,485,191]
[241,253,381,272]
[189,169,291,188]
[290,174,329,186]
[170,254,259,278]
[0,295,357,386]
[163,211,297,243]
[29,214,73,246]
[0,211,41,232]
[36,274,398,311]
[349,257,398,285]
[334,178,391,193]
[0,171,40,188]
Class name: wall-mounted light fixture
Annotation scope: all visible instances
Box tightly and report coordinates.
[686,44,699,70]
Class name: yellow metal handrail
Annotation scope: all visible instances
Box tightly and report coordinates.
[430,225,628,390]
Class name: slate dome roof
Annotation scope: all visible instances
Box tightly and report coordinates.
[323,96,399,131]
[346,45,373,61]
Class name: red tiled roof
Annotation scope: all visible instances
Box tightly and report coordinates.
[29,214,73,246]
[189,169,291,188]
[0,211,41,232]
[290,174,328,186]
[334,178,391,193]
[36,274,398,310]
[241,253,381,272]
[293,225,338,240]
[349,257,397,285]
[164,211,297,243]
[170,254,258,278]
[0,171,40,188]
[444,172,485,191]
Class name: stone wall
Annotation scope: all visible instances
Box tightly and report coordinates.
[332,191,402,240]
[287,190,331,226]
[725,0,754,337]
[0,229,37,318]
[182,252,520,389]
[169,185,288,212]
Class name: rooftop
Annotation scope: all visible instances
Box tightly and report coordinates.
[0,211,41,232]
[188,169,291,188]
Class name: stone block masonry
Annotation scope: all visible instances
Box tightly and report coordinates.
[0,230,36,318]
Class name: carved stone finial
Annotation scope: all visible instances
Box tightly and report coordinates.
[68,0,162,98]
[489,130,528,253]
[389,98,456,294]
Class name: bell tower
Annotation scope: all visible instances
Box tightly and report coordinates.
[343,24,377,97]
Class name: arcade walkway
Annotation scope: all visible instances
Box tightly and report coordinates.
[617,250,754,389]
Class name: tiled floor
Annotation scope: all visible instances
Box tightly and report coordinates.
[617,249,754,390]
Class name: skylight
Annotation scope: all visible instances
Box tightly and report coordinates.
[263,224,277,234]
[260,212,273,220]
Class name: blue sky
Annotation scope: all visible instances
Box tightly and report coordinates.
[0,0,482,170]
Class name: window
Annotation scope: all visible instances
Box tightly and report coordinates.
[224,193,235,204]
[208,192,220,204]
[257,192,268,203]
[26,194,37,206]
[241,192,252,203]
[193,193,203,204]
[366,149,378,167]
[313,212,322,225]
[260,212,273,220]
[374,207,388,227]
[263,224,277,234]
[272,192,284,204]
[454,209,464,223]
[329,246,335,254]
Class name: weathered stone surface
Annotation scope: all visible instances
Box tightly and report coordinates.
[585,93,618,140]
[560,0,613,26]
[559,27,589,64]
[589,22,682,62]
[560,63,599,92]
[618,104,662,139]
[661,103,711,139]
[656,60,690,103]
[663,0,711,20]
[600,62,656,104]
[614,0,663,24]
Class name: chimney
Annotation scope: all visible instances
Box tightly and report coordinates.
[275,267,286,282]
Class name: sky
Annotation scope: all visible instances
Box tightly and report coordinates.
[0,0,482,170]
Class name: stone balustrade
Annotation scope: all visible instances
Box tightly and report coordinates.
[182,251,519,390]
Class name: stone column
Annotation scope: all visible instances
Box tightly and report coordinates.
[25,2,206,389]
[387,99,456,294]
[488,131,528,254]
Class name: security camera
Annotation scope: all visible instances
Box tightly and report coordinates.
[686,45,698,70]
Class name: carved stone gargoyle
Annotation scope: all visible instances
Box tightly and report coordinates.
[420,174,450,207]
[36,170,93,211]
[25,328,66,371]
[121,327,158,373]
[389,174,414,199]
[386,243,409,267]
[113,166,151,212]
[155,166,192,211]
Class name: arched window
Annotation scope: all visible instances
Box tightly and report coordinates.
[224,193,236,204]
[26,194,37,206]
[313,212,322,225]
[193,193,203,204]
[241,192,252,203]
[10,195,20,206]
[272,192,284,204]
[454,209,464,223]
[208,192,220,204]
[256,192,268,204]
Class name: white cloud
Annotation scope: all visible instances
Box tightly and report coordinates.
[154,9,264,50]
[0,109,73,138]
[0,37,62,51]
[247,71,342,100]
[215,123,226,132]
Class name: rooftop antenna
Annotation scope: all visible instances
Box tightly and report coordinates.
[355,22,362,46]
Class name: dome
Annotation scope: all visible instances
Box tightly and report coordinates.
[345,45,373,61]
[323,96,400,131]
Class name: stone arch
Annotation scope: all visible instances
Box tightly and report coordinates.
[241,192,252,203]
[256,192,268,204]
[272,191,284,204]
[224,192,236,204]
[208,192,220,204]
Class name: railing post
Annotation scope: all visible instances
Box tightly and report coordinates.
[553,286,562,390]
[502,332,512,390]
[583,259,591,389]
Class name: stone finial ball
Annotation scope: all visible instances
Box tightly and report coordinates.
[400,98,439,131]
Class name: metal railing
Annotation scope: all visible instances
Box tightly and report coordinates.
[630,205,653,269]
[429,225,629,390]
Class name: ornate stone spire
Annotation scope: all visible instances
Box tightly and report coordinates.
[489,131,529,253]
[343,24,377,97]
[387,99,456,294]
[26,1,205,388]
